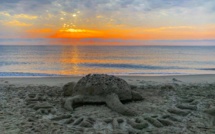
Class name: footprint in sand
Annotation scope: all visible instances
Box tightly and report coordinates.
[65,116,96,128]
[25,93,56,115]
[102,117,149,133]
[136,97,198,131]
[51,114,96,128]
[167,97,197,116]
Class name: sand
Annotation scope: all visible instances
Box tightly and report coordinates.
[0,74,215,134]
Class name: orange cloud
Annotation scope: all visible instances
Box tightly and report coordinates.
[140,26,215,40]
[116,25,215,40]
[144,26,195,32]
[14,14,38,20]
[44,24,215,40]
[27,28,52,34]
[25,28,53,38]
[4,20,32,27]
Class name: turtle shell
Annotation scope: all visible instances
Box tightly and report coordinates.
[73,74,132,100]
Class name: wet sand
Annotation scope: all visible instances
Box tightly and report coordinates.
[0,74,215,133]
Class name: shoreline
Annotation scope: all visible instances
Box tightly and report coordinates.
[1,74,215,86]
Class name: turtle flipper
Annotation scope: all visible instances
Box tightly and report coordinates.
[64,95,84,111]
[64,97,75,111]
[131,90,144,100]
[105,93,137,116]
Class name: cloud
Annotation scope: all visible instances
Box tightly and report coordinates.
[1,0,212,16]
[3,20,32,27]
[0,12,38,19]
[144,26,196,32]
[0,0,215,40]
[0,12,11,17]
[0,12,37,28]
[0,0,52,14]
[14,14,38,19]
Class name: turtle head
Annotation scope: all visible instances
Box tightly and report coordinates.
[131,90,144,100]
[63,82,76,97]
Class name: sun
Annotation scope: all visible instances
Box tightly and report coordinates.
[50,28,105,38]
[60,28,87,33]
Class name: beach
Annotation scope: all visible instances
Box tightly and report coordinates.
[1,74,215,134]
[1,0,215,133]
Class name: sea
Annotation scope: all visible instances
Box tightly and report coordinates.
[0,45,215,77]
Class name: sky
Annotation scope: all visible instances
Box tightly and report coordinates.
[0,0,215,45]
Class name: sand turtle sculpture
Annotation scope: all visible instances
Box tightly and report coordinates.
[63,74,144,116]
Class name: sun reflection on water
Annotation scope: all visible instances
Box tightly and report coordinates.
[59,45,80,75]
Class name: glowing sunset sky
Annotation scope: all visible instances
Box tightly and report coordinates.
[0,0,215,45]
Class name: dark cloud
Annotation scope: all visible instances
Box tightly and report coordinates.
[0,0,213,15]
[0,0,21,4]
[0,0,51,4]
[115,0,205,12]
[0,0,52,14]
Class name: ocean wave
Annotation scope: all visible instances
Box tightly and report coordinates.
[0,72,61,77]
[0,61,24,66]
[198,68,215,71]
[79,63,187,70]
[0,61,37,66]
[127,72,185,75]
